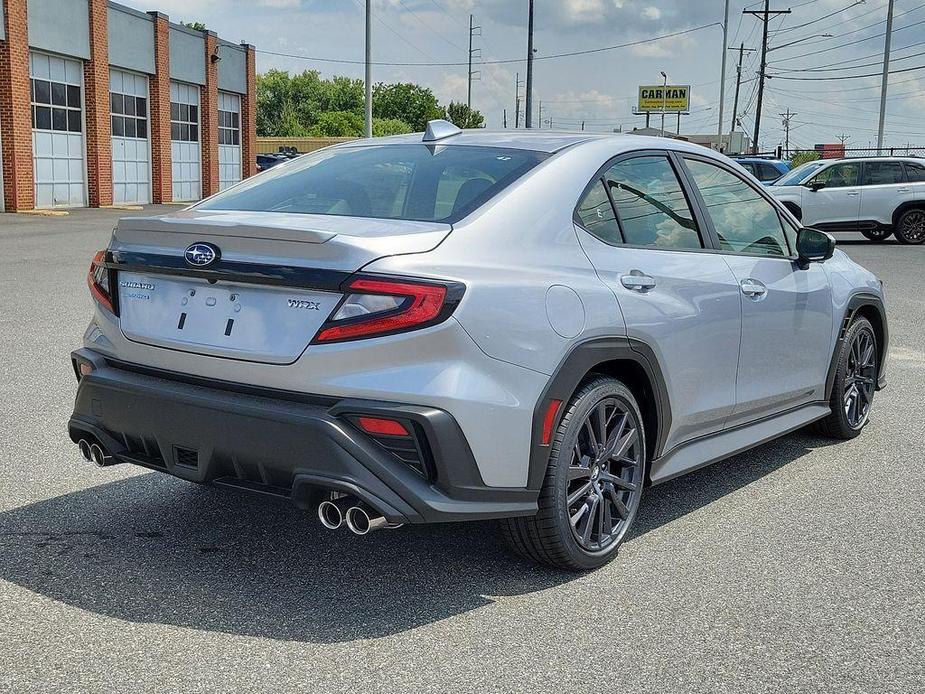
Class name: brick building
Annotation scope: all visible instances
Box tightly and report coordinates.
[0,0,257,212]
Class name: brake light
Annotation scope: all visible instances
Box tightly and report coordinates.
[87,250,114,313]
[313,276,462,343]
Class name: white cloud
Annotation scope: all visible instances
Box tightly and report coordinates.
[642,6,661,20]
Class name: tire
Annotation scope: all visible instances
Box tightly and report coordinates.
[811,317,878,440]
[503,376,646,571]
[861,228,893,242]
[894,208,925,245]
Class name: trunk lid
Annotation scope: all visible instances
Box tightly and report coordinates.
[110,210,451,364]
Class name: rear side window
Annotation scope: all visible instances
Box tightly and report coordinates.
[862,161,905,185]
[575,180,621,244]
[197,144,548,223]
[602,156,701,249]
[905,161,925,182]
[757,163,782,182]
[685,159,789,257]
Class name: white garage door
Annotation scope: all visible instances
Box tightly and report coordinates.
[30,52,86,208]
[170,81,200,202]
[110,69,150,205]
[218,91,241,191]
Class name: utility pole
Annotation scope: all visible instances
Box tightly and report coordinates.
[728,44,756,137]
[660,70,667,135]
[744,1,791,154]
[876,0,895,154]
[515,72,522,128]
[537,101,543,129]
[718,0,730,147]
[525,0,535,128]
[581,120,585,131]
[503,109,507,128]
[837,133,850,147]
[779,108,795,156]
[467,14,481,113]
[364,0,372,138]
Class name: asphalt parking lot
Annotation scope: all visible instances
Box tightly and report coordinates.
[0,206,922,694]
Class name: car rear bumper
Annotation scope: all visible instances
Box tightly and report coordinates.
[67,349,538,524]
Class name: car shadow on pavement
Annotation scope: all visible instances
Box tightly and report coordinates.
[0,431,833,643]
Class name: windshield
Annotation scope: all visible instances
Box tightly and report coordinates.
[197,144,548,223]
[773,160,827,186]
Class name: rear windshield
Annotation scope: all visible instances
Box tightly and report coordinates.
[197,144,548,223]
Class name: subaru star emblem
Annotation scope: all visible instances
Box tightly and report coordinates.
[185,243,220,267]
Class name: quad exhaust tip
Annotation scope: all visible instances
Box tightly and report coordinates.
[88,442,113,467]
[317,500,344,530]
[78,439,93,463]
[344,505,403,535]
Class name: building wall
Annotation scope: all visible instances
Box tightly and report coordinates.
[27,0,90,59]
[108,4,155,74]
[168,24,204,86]
[0,0,256,211]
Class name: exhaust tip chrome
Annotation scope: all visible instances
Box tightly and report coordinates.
[345,506,372,535]
[317,500,344,530]
[89,443,111,467]
[78,439,92,463]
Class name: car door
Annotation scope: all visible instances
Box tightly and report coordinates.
[680,155,834,424]
[573,151,742,453]
[858,160,911,229]
[800,161,862,230]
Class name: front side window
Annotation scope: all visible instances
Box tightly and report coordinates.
[197,144,548,223]
[862,161,905,186]
[811,162,860,189]
[685,159,790,257]
[774,160,826,186]
[602,156,701,249]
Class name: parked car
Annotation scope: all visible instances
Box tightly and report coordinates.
[769,156,925,243]
[70,122,888,571]
[733,157,792,185]
[256,153,288,172]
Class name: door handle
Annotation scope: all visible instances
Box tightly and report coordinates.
[898,188,911,193]
[846,191,860,197]
[740,278,767,299]
[620,272,657,292]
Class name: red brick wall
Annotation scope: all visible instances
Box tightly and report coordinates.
[84,0,112,207]
[148,12,172,204]
[241,43,257,179]
[0,0,34,211]
[200,31,219,198]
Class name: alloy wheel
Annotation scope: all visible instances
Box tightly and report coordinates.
[566,398,644,552]
[844,327,877,429]
[899,210,925,243]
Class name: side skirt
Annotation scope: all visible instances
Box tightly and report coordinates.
[649,403,830,484]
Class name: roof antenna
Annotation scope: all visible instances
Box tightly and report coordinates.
[423,119,462,143]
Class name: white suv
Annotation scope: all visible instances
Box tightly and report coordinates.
[769,157,925,244]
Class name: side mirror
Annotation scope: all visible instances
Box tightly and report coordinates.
[807,180,825,192]
[796,227,836,266]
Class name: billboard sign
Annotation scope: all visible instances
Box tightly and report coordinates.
[637,85,691,113]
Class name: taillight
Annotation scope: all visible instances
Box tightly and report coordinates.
[87,250,114,313]
[313,275,463,343]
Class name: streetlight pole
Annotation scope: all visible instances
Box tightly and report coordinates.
[877,0,896,154]
[525,0,535,128]
[660,71,667,136]
[364,0,372,138]
[744,1,791,154]
[717,0,730,150]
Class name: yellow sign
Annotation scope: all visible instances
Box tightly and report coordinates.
[637,85,691,112]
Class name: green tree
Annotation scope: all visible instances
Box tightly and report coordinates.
[310,111,365,137]
[183,21,207,31]
[790,150,821,167]
[373,82,444,131]
[445,101,485,129]
[372,118,414,137]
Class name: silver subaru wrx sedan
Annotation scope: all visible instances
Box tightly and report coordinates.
[70,121,887,571]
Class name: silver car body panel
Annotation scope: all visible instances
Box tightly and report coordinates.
[82,132,886,493]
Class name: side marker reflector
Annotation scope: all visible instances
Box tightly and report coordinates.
[541,399,563,446]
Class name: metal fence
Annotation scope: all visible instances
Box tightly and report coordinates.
[754,147,925,160]
[256,136,357,154]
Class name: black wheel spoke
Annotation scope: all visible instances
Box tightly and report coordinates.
[842,327,877,429]
[567,481,594,506]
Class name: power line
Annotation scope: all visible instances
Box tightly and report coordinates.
[254,21,721,67]
[769,60,925,80]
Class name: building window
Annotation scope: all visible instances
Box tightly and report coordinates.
[219,108,240,145]
[171,100,199,142]
[111,91,148,140]
[31,76,81,133]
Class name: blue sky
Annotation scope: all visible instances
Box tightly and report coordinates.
[122,0,925,151]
